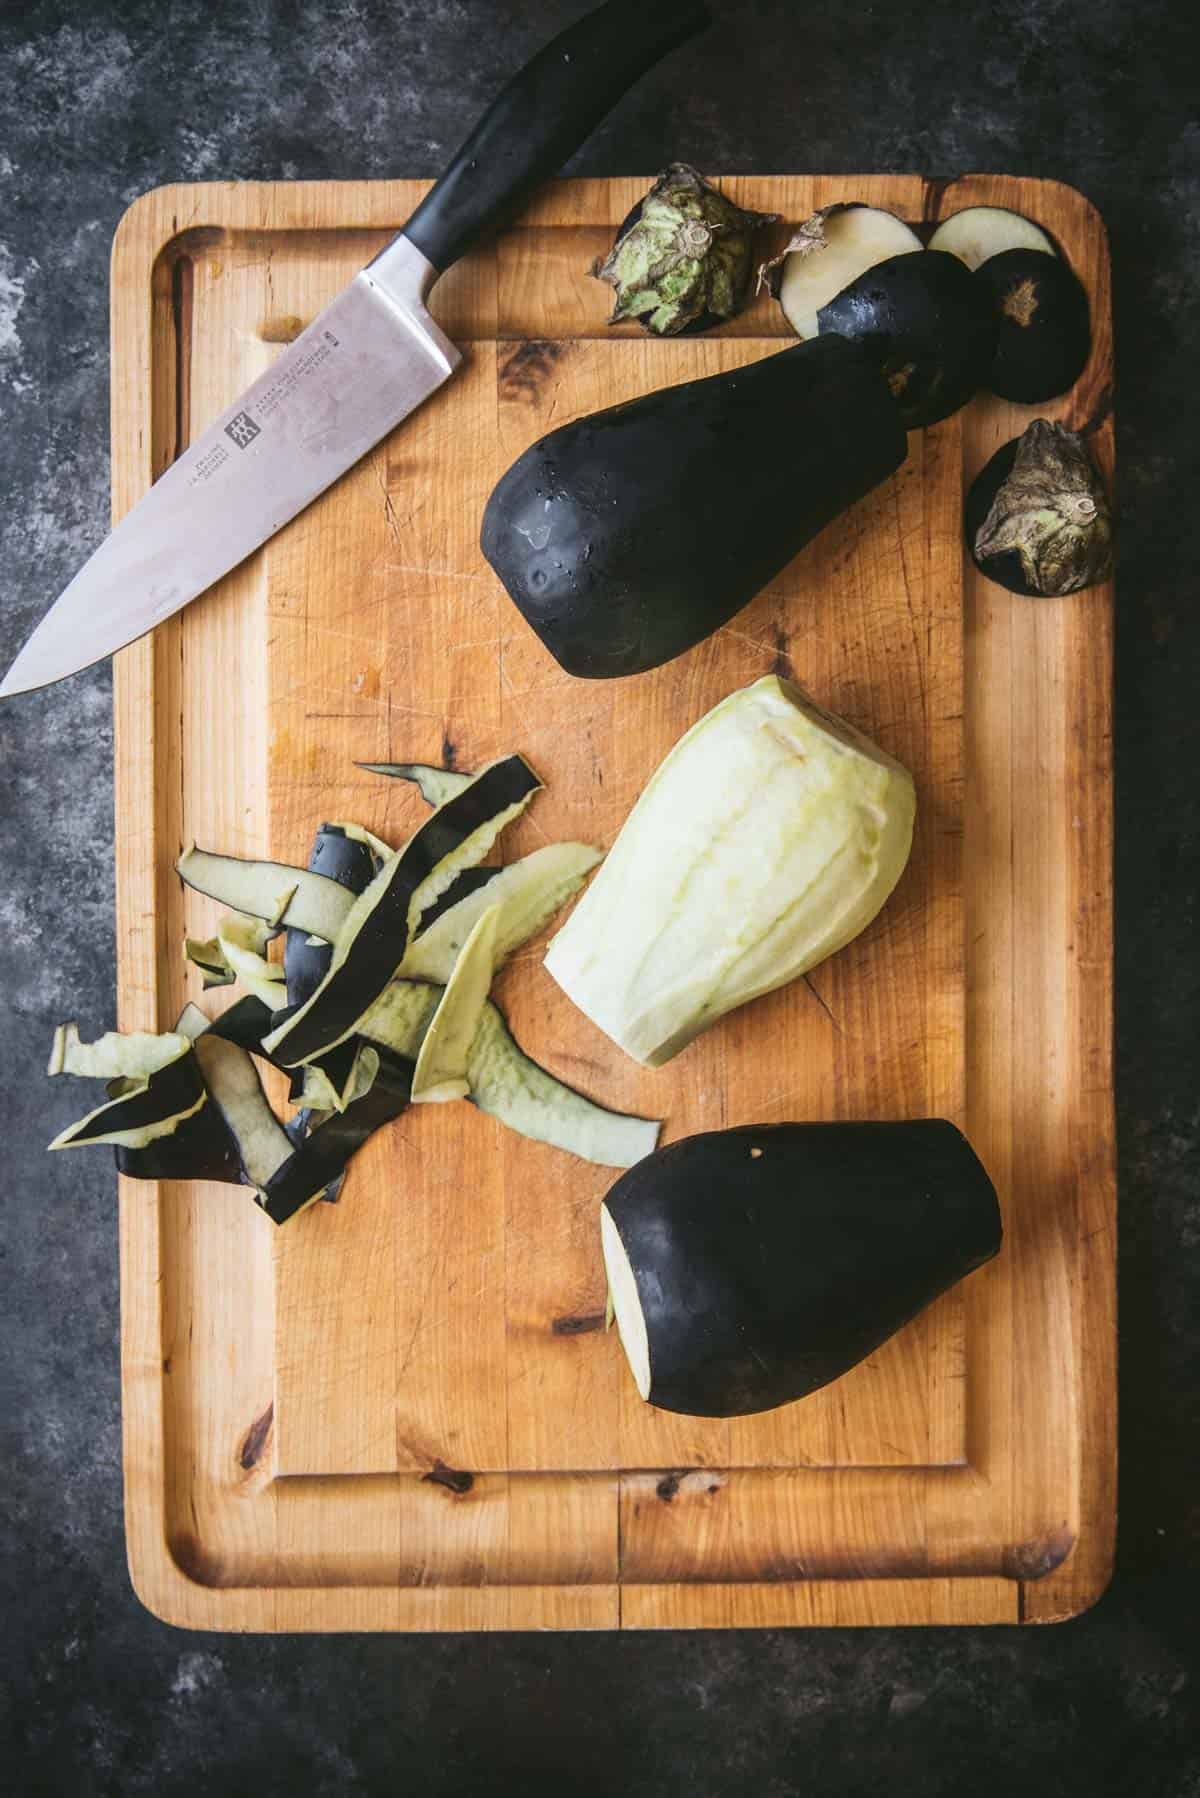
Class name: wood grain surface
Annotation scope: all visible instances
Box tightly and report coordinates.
[113,174,1115,1631]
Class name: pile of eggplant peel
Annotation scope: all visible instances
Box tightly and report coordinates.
[48,758,658,1225]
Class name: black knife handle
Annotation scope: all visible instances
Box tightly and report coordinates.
[399,0,711,276]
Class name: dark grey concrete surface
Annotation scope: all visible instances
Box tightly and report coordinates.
[1,1,1197,1792]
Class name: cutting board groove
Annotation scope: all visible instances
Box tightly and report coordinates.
[114,175,1114,1631]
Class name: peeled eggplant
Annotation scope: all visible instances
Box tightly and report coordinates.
[601,1120,1001,1417]
[545,675,915,1067]
[480,335,907,679]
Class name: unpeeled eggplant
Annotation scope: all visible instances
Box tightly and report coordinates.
[480,335,907,679]
[601,1120,1001,1417]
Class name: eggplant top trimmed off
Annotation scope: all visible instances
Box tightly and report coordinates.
[973,248,1090,404]
[816,250,997,429]
[966,419,1113,597]
[480,335,908,680]
[601,1120,1002,1418]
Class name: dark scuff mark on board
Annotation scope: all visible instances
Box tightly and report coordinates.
[440,731,457,769]
[423,1460,474,1496]
[552,1311,606,1336]
[920,175,960,229]
[499,339,567,403]
[656,1470,684,1503]
[259,313,304,343]
[770,622,792,680]
[238,1402,274,1471]
[1077,383,1114,438]
[1002,1523,1076,1581]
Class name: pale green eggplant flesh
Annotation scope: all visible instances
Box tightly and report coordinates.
[544,675,915,1067]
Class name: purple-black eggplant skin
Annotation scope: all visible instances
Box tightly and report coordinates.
[604,1120,1001,1418]
[479,335,907,680]
[283,824,376,1012]
[817,250,996,429]
[973,248,1090,403]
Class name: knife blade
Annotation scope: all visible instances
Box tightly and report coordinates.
[1,0,709,698]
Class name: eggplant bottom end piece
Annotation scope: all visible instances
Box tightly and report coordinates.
[600,1119,1002,1419]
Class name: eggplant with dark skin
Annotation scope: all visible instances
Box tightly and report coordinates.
[480,335,908,680]
[601,1120,1001,1418]
[973,247,1090,403]
[816,250,997,429]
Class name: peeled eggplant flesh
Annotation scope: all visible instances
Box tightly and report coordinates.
[411,904,501,1102]
[545,675,915,1067]
[359,978,660,1169]
[177,846,354,941]
[767,202,923,339]
[928,206,1056,271]
[974,248,1090,403]
[480,335,907,679]
[356,763,473,807]
[817,250,996,428]
[398,841,602,984]
[601,1120,1002,1417]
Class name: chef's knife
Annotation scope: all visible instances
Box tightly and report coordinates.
[0,0,709,698]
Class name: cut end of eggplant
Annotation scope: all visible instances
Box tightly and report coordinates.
[974,248,1090,403]
[967,419,1113,597]
[928,205,1057,271]
[601,1121,1002,1418]
[595,163,777,337]
[600,1202,651,1399]
[768,203,923,340]
[816,249,996,429]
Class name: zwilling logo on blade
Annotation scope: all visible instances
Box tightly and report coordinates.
[225,411,261,449]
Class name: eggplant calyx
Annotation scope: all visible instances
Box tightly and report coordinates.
[973,419,1113,597]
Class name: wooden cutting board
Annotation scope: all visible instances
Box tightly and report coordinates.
[113,174,1115,1631]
